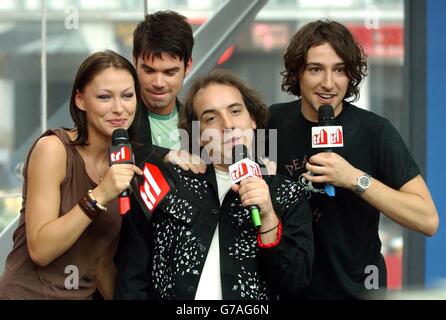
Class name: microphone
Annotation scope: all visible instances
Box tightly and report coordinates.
[129,147,174,220]
[109,128,134,215]
[311,105,344,197]
[229,145,262,228]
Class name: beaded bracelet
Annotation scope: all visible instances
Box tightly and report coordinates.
[78,196,100,220]
[87,189,107,212]
[78,190,107,220]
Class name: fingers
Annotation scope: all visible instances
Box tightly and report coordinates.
[187,163,206,175]
[306,153,354,187]
[191,155,207,174]
[167,150,207,174]
[260,157,277,175]
[131,164,143,176]
[176,161,189,172]
[100,164,140,198]
[308,153,331,166]
[237,177,269,205]
[235,177,274,216]
[303,172,327,184]
[231,184,240,193]
[306,162,330,176]
[239,191,266,207]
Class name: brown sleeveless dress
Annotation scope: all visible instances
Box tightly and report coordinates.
[0,129,121,299]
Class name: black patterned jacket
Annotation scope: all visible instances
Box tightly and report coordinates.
[114,164,314,300]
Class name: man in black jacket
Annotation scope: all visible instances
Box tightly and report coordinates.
[114,69,314,300]
[130,10,204,173]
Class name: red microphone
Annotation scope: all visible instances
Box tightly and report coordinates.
[109,129,134,215]
[229,145,262,228]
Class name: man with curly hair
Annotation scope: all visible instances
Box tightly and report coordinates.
[268,20,438,299]
[115,69,314,300]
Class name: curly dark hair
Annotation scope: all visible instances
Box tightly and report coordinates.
[281,20,367,102]
[133,10,194,68]
[179,69,268,152]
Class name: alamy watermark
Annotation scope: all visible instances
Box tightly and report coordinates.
[173,122,277,173]
[364,5,380,30]
[364,264,379,290]
[64,5,79,30]
[64,265,79,290]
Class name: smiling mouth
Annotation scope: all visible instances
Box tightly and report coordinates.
[108,119,126,126]
[316,93,336,100]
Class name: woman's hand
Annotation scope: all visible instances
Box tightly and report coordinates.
[93,164,143,205]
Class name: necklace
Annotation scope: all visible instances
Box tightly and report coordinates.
[91,159,108,183]
[78,147,108,184]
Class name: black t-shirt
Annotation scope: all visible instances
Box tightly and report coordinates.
[268,99,420,299]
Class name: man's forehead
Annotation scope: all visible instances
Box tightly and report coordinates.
[195,85,244,108]
[137,52,184,66]
[306,43,344,65]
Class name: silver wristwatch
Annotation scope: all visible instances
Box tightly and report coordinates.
[355,172,371,193]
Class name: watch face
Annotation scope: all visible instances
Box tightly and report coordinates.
[359,175,371,188]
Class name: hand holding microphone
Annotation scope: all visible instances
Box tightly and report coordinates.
[229,145,276,229]
[108,128,144,215]
[304,105,362,193]
[89,129,142,215]
[307,105,344,197]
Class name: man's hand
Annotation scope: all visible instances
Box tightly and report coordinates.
[260,157,277,176]
[303,152,362,190]
[232,177,279,243]
[231,176,276,221]
[164,150,207,174]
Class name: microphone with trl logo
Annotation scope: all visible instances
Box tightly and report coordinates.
[311,105,344,197]
[229,144,262,228]
[109,128,135,215]
[137,161,171,214]
[128,147,174,220]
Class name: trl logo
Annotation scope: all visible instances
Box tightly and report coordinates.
[139,163,170,212]
[229,159,261,184]
[311,126,344,149]
[110,145,131,163]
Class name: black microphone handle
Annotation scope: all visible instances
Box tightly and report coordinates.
[120,189,130,197]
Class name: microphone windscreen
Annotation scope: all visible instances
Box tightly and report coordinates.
[112,128,129,145]
[318,105,335,126]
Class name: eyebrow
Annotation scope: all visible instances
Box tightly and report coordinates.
[199,102,243,119]
[141,63,181,73]
[98,87,134,93]
[306,62,345,67]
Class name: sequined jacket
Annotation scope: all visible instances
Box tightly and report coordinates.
[114,164,314,300]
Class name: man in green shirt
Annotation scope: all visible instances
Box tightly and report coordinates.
[131,10,204,173]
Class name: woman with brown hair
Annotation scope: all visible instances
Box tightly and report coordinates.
[0,50,142,299]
